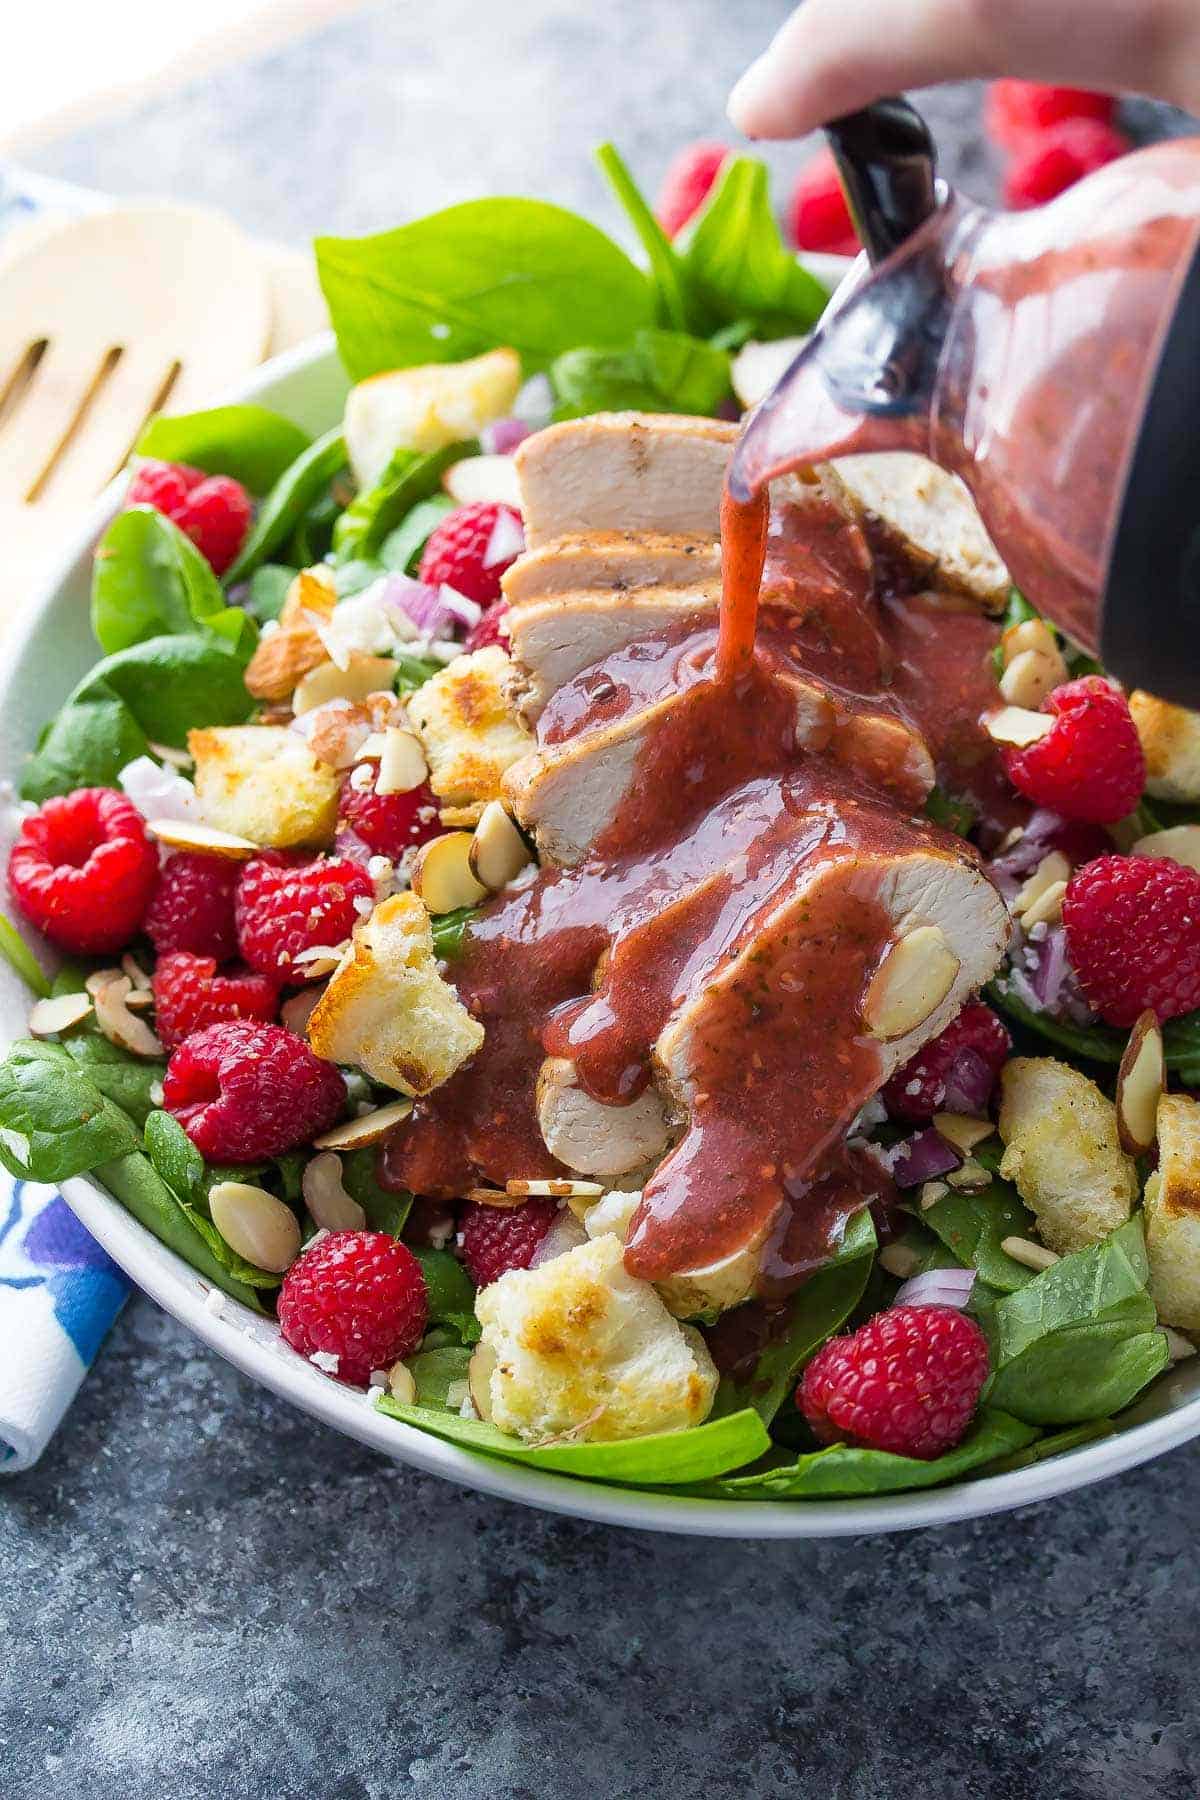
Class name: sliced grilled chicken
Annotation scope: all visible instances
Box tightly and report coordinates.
[502,531,723,607]
[833,453,1009,611]
[505,584,721,720]
[536,1056,675,1178]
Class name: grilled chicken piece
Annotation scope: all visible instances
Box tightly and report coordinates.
[831,454,1009,611]
[505,585,721,721]
[502,531,723,606]
[536,1056,675,1179]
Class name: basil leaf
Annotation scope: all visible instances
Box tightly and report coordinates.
[409,1344,473,1407]
[135,405,311,494]
[377,1395,771,1484]
[332,442,469,562]
[340,1146,412,1236]
[682,157,829,338]
[0,912,51,997]
[244,564,296,624]
[91,508,249,656]
[412,1245,480,1344]
[431,906,479,961]
[224,428,348,585]
[316,199,654,380]
[922,1175,1039,1292]
[96,1148,265,1311]
[594,141,692,332]
[0,1042,141,1182]
[379,495,456,575]
[551,329,731,420]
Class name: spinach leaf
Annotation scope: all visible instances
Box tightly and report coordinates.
[135,405,311,494]
[244,564,296,624]
[394,651,445,696]
[922,1176,1039,1292]
[286,489,341,568]
[91,508,249,655]
[96,1148,266,1311]
[594,142,693,332]
[332,442,469,562]
[0,912,51,997]
[0,1042,141,1182]
[689,1408,1038,1499]
[431,906,479,960]
[377,1394,771,1484]
[976,1217,1169,1424]
[924,785,978,838]
[341,1146,412,1236]
[412,1245,480,1344]
[316,199,654,380]
[986,977,1200,1085]
[981,1417,1116,1476]
[409,1344,473,1406]
[551,329,732,420]
[21,693,148,803]
[380,495,456,575]
[143,1111,286,1290]
[223,428,348,585]
[62,1033,164,1130]
[682,157,829,339]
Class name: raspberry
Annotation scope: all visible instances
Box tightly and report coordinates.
[278,1230,428,1387]
[655,141,729,238]
[235,853,374,981]
[986,80,1116,153]
[8,788,158,955]
[163,1020,345,1160]
[999,677,1144,823]
[458,1197,558,1287]
[145,852,240,960]
[464,599,511,655]
[1063,853,1200,1026]
[337,772,442,859]
[152,952,280,1050]
[1004,119,1130,210]
[125,459,253,575]
[785,148,860,256]
[882,999,1011,1123]
[417,502,524,607]
[798,1304,990,1459]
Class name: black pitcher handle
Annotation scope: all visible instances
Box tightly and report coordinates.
[825,98,938,265]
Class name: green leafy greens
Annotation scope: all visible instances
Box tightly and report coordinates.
[135,404,312,494]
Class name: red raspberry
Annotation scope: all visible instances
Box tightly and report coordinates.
[417,502,524,607]
[125,459,253,575]
[337,772,441,859]
[1063,853,1200,1026]
[881,1000,1011,1124]
[464,599,511,655]
[163,1019,345,1160]
[986,80,1116,153]
[278,1230,428,1387]
[785,148,861,256]
[458,1197,558,1287]
[798,1304,990,1459]
[152,952,280,1050]
[1004,119,1130,210]
[145,852,240,960]
[655,141,729,238]
[998,677,1144,823]
[235,853,374,981]
[8,788,158,955]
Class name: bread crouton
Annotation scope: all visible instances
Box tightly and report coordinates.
[1129,691,1200,801]
[244,567,337,702]
[306,892,483,1095]
[474,1234,717,1443]
[344,349,521,490]
[408,645,533,813]
[190,724,339,848]
[998,1056,1137,1254]
[1144,1094,1200,1331]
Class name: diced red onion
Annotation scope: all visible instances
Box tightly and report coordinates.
[1029,923,1069,1011]
[529,1206,589,1267]
[118,755,202,824]
[940,1047,998,1116]
[482,507,525,569]
[437,584,483,628]
[989,809,1111,882]
[380,572,478,638]
[333,827,374,867]
[891,1127,962,1189]
[513,373,554,427]
[893,1268,977,1309]
[480,417,530,455]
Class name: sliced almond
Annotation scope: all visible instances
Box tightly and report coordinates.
[1021,878,1067,930]
[1001,617,1059,666]
[469,801,532,891]
[312,1098,414,1150]
[1014,851,1071,920]
[92,976,163,1058]
[301,1152,367,1232]
[209,1181,302,1274]
[998,647,1067,710]
[946,1158,991,1191]
[1132,824,1200,873]
[356,732,388,762]
[465,1187,529,1209]
[1116,1009,1165,1155]
[932,1113,995,1154]
[121,952,152,991]
[147,740,194,770]
[984,705,1054,748]
[878,1245,920,1278]
[1161,1326,1197,1364]
[443,453,523,509]
[862,925,960,1041]
[410,832,488,915]
[1000,1235,1060,1272]
[281,986,326,1036]
[292,941,352,981]
[293,655,400,717]
[467,1341,497,1420]
[506,1177,603,1199]
[387,1360,417,1403]
[28,991,93,1037]
[303,700,373,770]
[918,1179,950,1211]
[85,968,125,997]
[376,728,429,796]
[245,619,328,702]
[149,819,259,859]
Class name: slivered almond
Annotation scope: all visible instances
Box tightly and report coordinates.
[312,1098,414,1150]
[862,925,960,1041]
[148,819,259,859]
[410,832,488,914]
[933,1113,995,1154]
[469,800,532,891]
[999,647,1066,710]
[293,655,400,717]
[1116,1009,1165,1155]
[984,705,1054,748]
[1021,878,1067,929]
[209,1181,301,1273]
[376,728,428,796]
[465,1187,529,1208]
[28,992,93,1037]
[506,1177,603,1199]
[468,1341,497,1418]
[1001,617,1059,666]
[1000,1235,1059,1272]
[301,1152,367,1231]
[388,1360,417,1403]
[1014,851,1071,920]
[92,976,163,1057]
[1132,824,1200,872]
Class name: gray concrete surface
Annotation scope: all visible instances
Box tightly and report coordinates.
[5,3,1199,1794]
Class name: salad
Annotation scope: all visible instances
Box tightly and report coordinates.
[1,142,1198,1506]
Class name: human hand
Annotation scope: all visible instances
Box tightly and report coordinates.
[728,0,1200,138]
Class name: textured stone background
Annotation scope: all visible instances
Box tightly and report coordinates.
[5,3,1200,1795]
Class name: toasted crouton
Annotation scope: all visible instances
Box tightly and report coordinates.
[998,1056,1137,1254]
[474,1234,717,1443]
[1129,691,1200,801]
[306,892,483,1095]
[190,725,339,848]
[1144,1094,1200,1330]
[344,349,521,490]
[244,567,337,702]
[407,645,533,812]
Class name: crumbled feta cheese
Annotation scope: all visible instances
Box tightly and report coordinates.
[310,1350,341,1373]
[203,1288,225,1318]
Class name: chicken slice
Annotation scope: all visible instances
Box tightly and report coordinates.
[502,531,723,606]
[832,453,1009,611]
[505,585,721,721]
[536,1055,675,1179]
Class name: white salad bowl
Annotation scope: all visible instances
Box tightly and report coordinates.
[7,326,1200,1537]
